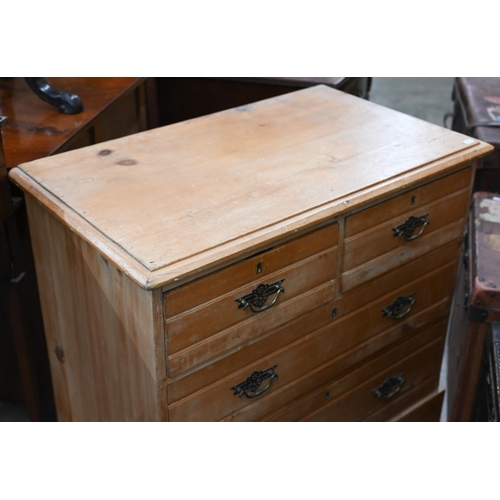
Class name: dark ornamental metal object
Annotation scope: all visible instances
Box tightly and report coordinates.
[235,279,285,313]
[373,373,405,399]
[392,214,429,240]
[231,365,278,398]
[382,293,416,319]
[24,77,84,114]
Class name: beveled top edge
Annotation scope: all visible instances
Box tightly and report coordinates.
[9,85,495,290]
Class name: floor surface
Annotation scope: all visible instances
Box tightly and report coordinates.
[370,77,455,126]
[0,77,458,422]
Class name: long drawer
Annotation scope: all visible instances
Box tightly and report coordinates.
[165,222,339,316]
[271,323,445,422]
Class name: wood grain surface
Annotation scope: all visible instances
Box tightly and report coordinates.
[9,85,493,289]
[25,195,164,421]
[0,77,147,169]
[8,84,495,421]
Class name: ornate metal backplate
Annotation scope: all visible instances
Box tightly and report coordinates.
[382,293,416,319]
[392,214,429,240]
[235,279,285,313]
[231,366,278,398]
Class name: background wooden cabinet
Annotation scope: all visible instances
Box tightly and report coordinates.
[0,78,152,420]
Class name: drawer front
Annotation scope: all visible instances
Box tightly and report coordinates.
[343,189,469,292]
[339,241,459,319]
[168,237,457,377]
[165,222,338,317]
[345,167,472,238]
[287,332,444,422]
[168,298,339,405]
[166,247,337,354]
[169,268,450,422]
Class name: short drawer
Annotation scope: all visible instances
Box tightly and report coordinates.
[273,327,445,422]
[343,189,469,292]
[164,222,339,317]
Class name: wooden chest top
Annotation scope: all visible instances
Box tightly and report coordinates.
[9,85,493,289]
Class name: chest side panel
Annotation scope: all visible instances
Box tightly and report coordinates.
[26,196,163,421]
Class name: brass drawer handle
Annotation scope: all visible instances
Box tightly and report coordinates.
[235,279,285,313]
[231,365,278,398]
[382,293,416,319]
[373,373,405,399]
[392,214,429,241]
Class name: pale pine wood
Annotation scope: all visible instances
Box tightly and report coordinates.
[164,222,338,316]
[166,247,337,353]
[167,241,457,401]
[167,280,335,376]
[344,188,470,271]
[9,86,493,290]
[171,312,448,422]
[389,388,445,422]
[303,337,445,422]
[25,196,165,421]
[247,321,447,422]
[344,167,472,237]
[174,256,454,421]
[342,218,465,292]
[8,86,495,421]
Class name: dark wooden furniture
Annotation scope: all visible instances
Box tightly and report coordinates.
[155,77,371,126]
[1,113,50,420]
[0,78,152,420]
[449,78,500,192]
[472,321,500,421]
[446,191,500,421]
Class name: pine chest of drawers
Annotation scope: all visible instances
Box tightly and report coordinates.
[9,85,493,421]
